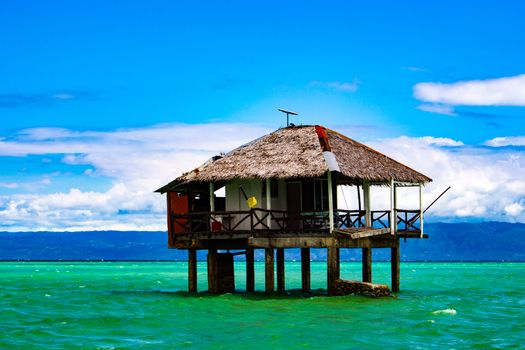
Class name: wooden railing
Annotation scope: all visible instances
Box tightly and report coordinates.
[396,209,421,232]
[171,208,420,235]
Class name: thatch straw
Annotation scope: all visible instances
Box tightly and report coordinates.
[156,125,431,192]
[326,128,431,184]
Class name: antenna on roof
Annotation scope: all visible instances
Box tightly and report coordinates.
[278,108,298,127]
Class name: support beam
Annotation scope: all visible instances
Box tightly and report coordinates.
[327,247,340,294]
[390,178,395,235]
[363,181,371,227]
[207,248,218,293]
[209,183,215,211]
[207,250,235,294]
[276,248,285,292]
[266,178,272,228]
[265,248,274,292]
[327,171,334,232]
[419,183,424,238]
[246,248,255,292]
[391,243,400,293]
[188,249,197,292]
[301,248,311,292]
[362,248,372,283]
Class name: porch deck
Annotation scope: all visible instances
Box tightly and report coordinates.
[169,208,424,247]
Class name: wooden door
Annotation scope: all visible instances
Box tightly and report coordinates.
[286,182,302,231]
[168,192,189,235]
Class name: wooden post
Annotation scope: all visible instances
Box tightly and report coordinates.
[327,247,340,294]
[390,178,395,235]
[362,247,372,283]
[419,183,424,238]
[276,248,285,292]
[301,248,310,292]
[265,248,274,292]
[327,171,334,232]
[188,249,197,292]
[363,181,371,227]
[210,183,215,232]
[207,248,218,293]
[391,242,400,292]
[209,183,215,211]
[266,178,272,229]
[246,247,255,292]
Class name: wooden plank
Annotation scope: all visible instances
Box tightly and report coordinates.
[391,243,400,293]
[301,248,310,292]
[188,248,197,292]
[362,247,372,283]
[265,248,274,292]
[349,228,390,239]
[276,248,285,292]
[246,247,255,292]
[248,236,398,249]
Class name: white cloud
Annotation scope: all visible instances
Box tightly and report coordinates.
[51,93,75,100]
[0,123,270,231]
[404,66,426,72]
[417,104,457,116]
[1,123,525,230]
[364,136,525,222]
[0,182,18,189]
[485,136,525,147]
[417,136,464,147]
[309,80,359,92]
[414,74,525,106]
[505,202,524,216]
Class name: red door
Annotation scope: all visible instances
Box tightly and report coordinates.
[168,192,189,235]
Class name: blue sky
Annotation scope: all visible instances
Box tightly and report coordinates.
[1,1,525,230]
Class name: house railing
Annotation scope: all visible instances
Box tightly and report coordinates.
[170,208,420,235]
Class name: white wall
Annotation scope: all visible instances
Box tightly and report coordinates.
[224,178,287,230]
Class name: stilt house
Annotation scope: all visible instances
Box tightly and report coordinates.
[156,125,431,296]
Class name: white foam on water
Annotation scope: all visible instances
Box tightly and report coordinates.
[45,294,51,297]
[432,308,457,315]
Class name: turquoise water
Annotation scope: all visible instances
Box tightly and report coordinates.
[1,262,524,349]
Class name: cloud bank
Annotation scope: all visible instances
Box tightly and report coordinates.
[0,123,524,231]
[414,74,525,106]
[414,74,525,116]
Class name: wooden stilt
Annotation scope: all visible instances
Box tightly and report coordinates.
[327,247,339,294]
[246,247,255,292]
[391,243,400,292]
[188,249,197,292]
[276,248,285,292]
[265,248,274,292]
[362,247,372,283]
[207,248,218,293]
[301,248,310,292]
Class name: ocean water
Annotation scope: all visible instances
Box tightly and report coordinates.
[0,262,524,349]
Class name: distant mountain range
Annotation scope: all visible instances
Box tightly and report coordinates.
[0,222,523,261]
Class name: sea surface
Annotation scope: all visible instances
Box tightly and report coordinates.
[0,262,524,349]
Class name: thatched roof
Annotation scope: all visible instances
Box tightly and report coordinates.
[156,125,431,193]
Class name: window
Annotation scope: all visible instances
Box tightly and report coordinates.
[262,179,279,199]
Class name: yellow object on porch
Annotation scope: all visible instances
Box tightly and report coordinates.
[247,196,257,208]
